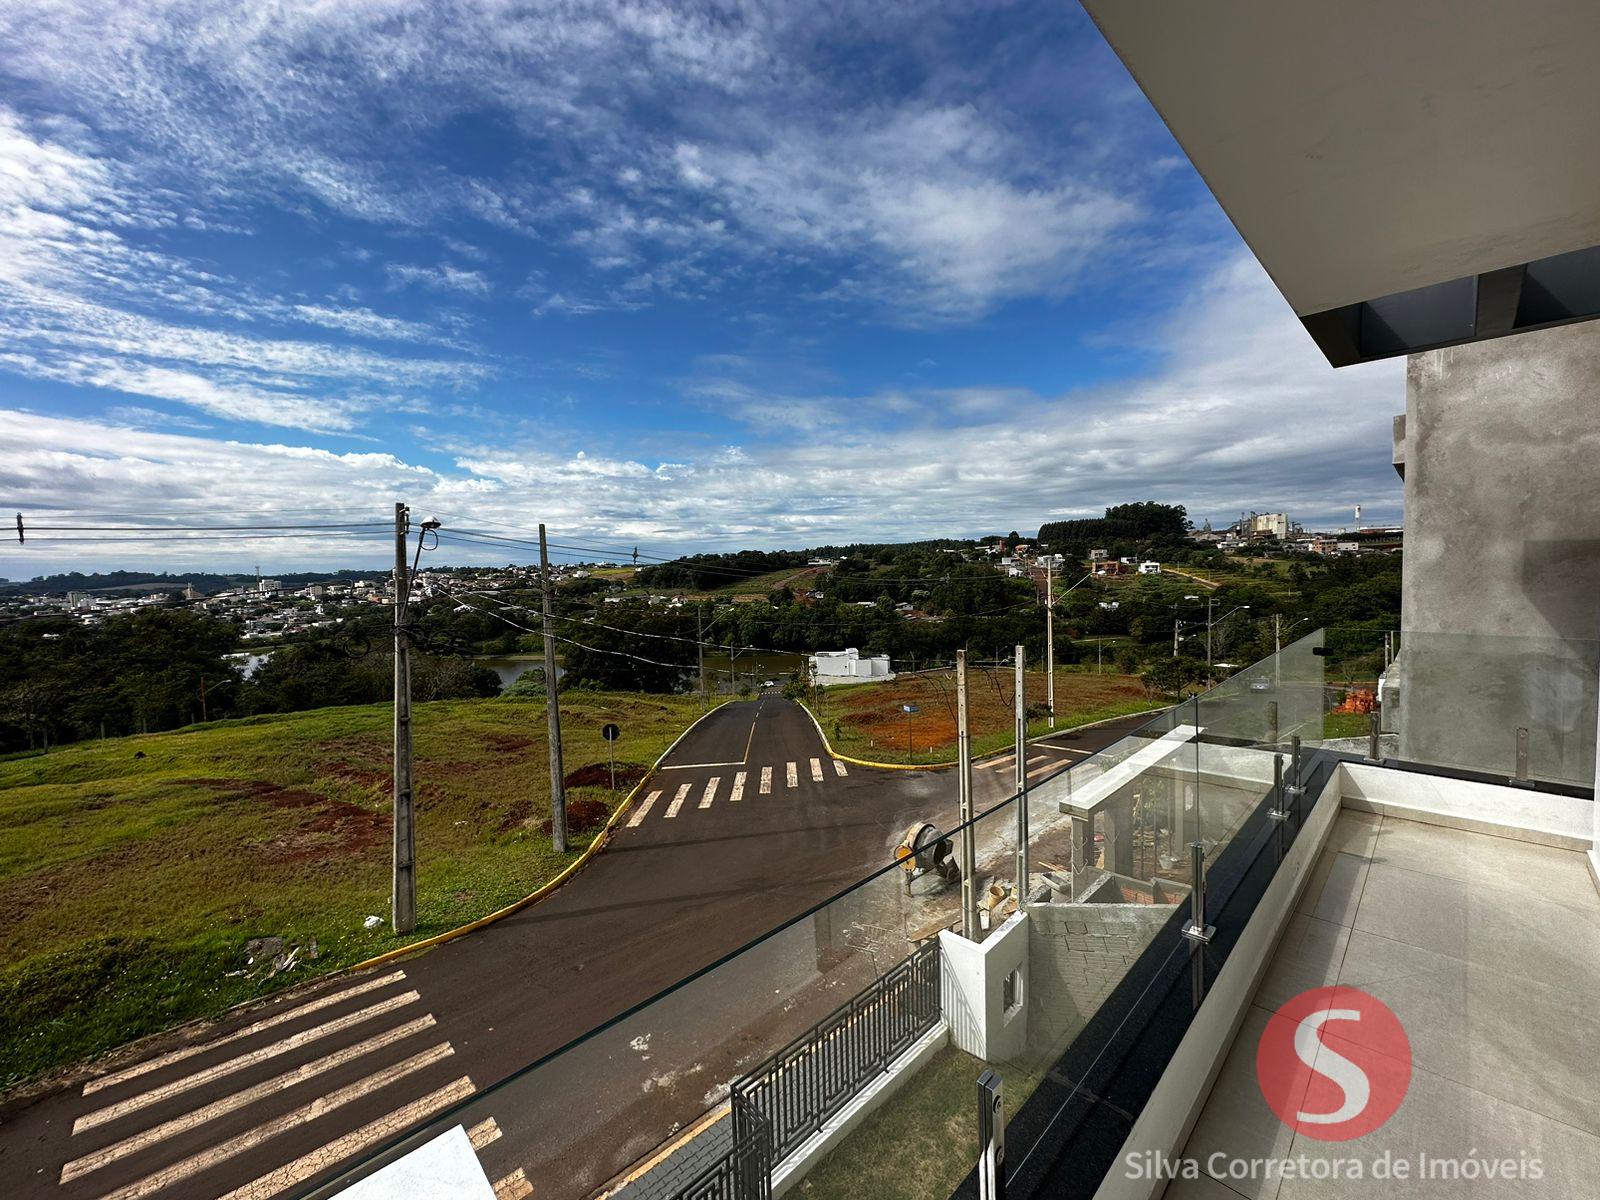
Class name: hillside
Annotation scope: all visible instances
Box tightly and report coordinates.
[0,691,704,1091]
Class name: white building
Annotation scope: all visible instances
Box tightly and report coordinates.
[1138,561,1161,575]
[809,647,894,686]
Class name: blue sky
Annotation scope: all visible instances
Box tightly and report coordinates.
[0,1,1403,575]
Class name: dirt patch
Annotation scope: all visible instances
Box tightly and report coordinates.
[190,779,387,865]
[325,760,389,792]
[541,798,610,836]
[563,762,648,790]
[483,733,535,753]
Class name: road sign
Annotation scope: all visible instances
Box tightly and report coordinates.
[902,704,920,714]
[602,723,621,741]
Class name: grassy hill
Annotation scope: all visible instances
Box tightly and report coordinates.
[0,691,704,1092]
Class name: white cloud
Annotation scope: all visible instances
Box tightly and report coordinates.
[4,255,1404,575]
[386,263,492,297]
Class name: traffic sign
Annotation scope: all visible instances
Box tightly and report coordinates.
[602,723,621,741]
[902,704,920,714]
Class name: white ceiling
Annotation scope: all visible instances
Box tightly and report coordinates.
[1082,0,1600,315]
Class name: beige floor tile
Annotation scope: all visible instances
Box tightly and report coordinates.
[1277,1063,1600,1199]
[1353,862,1600,997]
[1255,915,1350,1012]
[1367,818,1600,916]
[1161,1170,1254,1200]
[1331,928,1600,1136]
[1323,811,1382,860]
[1179,1006,1297,1200]
[1295,851,1367,928]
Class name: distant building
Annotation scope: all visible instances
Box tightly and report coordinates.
[258,578,282,594]
[809,648,894,686]
[1138,561,1161,575]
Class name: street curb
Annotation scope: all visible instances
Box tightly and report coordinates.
[797,697,1173,772]
[347,696,738,972]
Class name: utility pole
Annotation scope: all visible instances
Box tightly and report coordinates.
[199,676,208,724]
[1014,644,1028,906]
[1206,596,1216,671]
[957,650,979,939]
[539,523,568,854]
[697,604,707,712]
[1274,613,1283,655]
[392,502,416,935]
[1173,618,1181,658]
[1045,561,1055,729]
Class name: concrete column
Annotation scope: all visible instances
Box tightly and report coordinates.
[1106,795,1135,877]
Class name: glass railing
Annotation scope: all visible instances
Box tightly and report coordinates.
[1319,628,1598,790]
[293,632,1329,1200]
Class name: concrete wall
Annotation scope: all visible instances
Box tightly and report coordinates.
[1394,321,1600,783]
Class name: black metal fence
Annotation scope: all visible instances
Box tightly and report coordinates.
[731,938,942,1165]
[666,1096,773,1200]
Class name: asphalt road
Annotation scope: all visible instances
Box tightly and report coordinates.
[0,697,1158,1200]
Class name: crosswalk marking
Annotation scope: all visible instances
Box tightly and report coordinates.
[75,991,423,1132]
[468,1116,503,1150]
[809,757,824,782]
[60,1016,438,1182]
[1026,759,1065,780]
[93,1044,456,1200]
[627,790,662,828]
[664,782,691,818]
[730,771,746,802]
[82,970,408,1095]
[212,1076,476,1200]
[834,759,848,776]
[494,1167,535,1199]
[699,776,720,809]
[786,762,798,788]
[760,766,772,794]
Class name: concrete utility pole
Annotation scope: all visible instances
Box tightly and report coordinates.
[392,502,416,935]
[697,605,707,712]
[957,650,979,939]
[1045,562,1056,729]
[1014,644,1028,906]
[539,523,568,854]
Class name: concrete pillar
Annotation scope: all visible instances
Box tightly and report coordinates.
[1591,673,1600,896]
[1106,795,1135,877]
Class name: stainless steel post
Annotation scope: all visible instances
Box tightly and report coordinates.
[977,1069,1006,1200]
[1511,725,1535,787]
[1181,841,1213,944]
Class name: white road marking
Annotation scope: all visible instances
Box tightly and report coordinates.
[494,1167,534,1199]
[979,755,1014,771]
[1026,759,1066,780]
[760,767,772,794]
[699,776,720,809]
[627,790,662,827]
[786,762,798,788]
[74,992,423,1132]
[1031,741,1092,754]
[664,783,691,818]
[93,1045,456,1200]
[656,760,742,770]
[468,1117,502,1149]
[82,971,408,1095]
[809,757,824,781]
[833,759,848,777]
[60,1016,438,1182]
[730,771,746,802]
[212,1076,476,1200]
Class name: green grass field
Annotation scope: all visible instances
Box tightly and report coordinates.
[0,691,706,1091]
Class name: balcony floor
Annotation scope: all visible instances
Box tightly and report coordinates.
[1168,809,1600,1199]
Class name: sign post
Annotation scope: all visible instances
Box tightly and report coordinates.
[602,722,621,794]
[902,703,920,755]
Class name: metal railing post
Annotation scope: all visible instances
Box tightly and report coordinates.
[1182,841,1214,945]
[977,1069,1006,1200]
[1511,725,1535,787]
